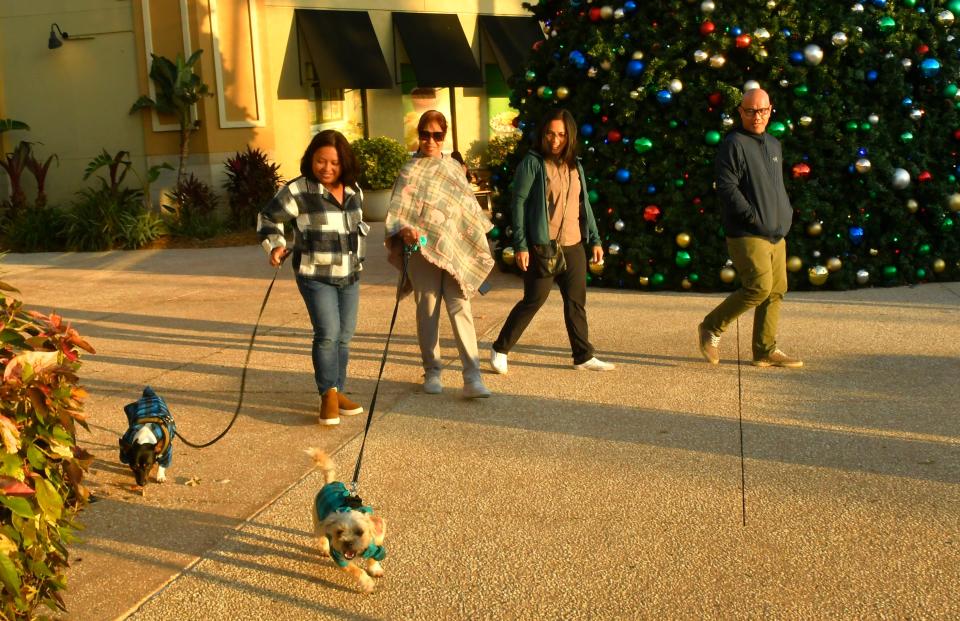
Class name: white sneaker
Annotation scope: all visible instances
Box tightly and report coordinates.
[463,378,491,399]
[423,374,443,394]
[574,357,615,371]
[489,347,508,374]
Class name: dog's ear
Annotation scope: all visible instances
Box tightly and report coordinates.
[369,515,386,542]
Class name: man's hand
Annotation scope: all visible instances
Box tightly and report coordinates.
[516,250,530,271]
[269,247,291,267]
[591,245,604,265]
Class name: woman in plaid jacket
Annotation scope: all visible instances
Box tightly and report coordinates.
[258,130,370,425]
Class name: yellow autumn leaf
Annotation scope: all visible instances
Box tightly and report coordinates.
[0,415,20,453]
[3,350,59,383]
[0,533,16,554]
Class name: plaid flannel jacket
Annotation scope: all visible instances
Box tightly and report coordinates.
[258,176,369,282]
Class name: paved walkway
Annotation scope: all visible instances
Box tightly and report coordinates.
[4,225,958,620]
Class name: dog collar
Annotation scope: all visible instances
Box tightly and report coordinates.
[133,416,172,455]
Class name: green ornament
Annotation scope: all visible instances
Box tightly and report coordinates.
[591,103,601,114]
[689,273,700,283]
[918,243,931,255]
[951,175,957,183]
[793,84,809,97]
[942,217,955,232]
[883,265,898,279]
[704,130,722,145]
[845,120,859,133]
[669,120,679,129]
[899,131,914,143]
[539,86,554,100]
[674,178,685,188]
[767,121,787,137]
[588,189,600,204]
[859,121,872,132]
[916,268,927,279]
[948,0,960,14]
[878,16,896,34]
[634,137,653,154]
[650,273,665,286]
[525,70,536,82]
[944,83,959,98]
[675,251,692,268]
[905,0,917,8]
[489,227,500,239]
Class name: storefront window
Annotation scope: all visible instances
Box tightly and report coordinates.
[486,64,518,138]
[311,87,364,141]
[400,64,451,153]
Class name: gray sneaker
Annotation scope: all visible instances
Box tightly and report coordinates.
[698,323,720,365]
[423,374,443,394]
[463,377,491,399]
[753,349,803,368]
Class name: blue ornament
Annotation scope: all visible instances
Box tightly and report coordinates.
[902,97,913,107]
[580,124,594,138]
[731,26,743,36]
[847,164,856,174]
[789,50,805,64]
[866,70,879,83]
[646,184,657,194]
[782,28,792,37]
[568,50,587,69]
[857,147,868,157]
[624,0,637,12]
[656,89,673,105]
[872,0,886,7]
[615,168,631,183]
[626,59,646,77]
[849,226,865,245]
[920,58,941,78]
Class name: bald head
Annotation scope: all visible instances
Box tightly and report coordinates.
[739,88,772,134]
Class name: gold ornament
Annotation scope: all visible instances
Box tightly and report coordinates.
[806,221,823,237]
[949,193,960,212]
[681,278,692,290]
[638,275,650,286]
[787,256,803,272]
[933,258,946,273]
[556,86,570,100]
[588,260,605,275]
[501,246,515,265]
[826,257,842,272]
[906,199,919,213]
[675,232,691,248]
[808,265,829,286]
[625,262,636,275]
[720,267,736,283]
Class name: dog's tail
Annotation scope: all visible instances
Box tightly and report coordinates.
[305,448,336,484]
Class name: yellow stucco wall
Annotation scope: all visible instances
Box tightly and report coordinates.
[1,0,529,206]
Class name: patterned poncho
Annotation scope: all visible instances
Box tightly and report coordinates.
[385,156,494,298]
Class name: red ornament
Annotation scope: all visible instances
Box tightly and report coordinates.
[700,21,716,36]
[692,197,702,205]
[589,7,602,22]
[708,92,723,106]
[953,129,960,141]
[735,34,752,48]
[532,40,543,52]
[643,205,661,222]
[918,170,932,182]
[601,115,609,123]
[607,129,622,143]
[917,44,930,55]
[791,163,811,179]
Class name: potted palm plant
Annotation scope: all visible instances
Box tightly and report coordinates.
[350,136,408,221]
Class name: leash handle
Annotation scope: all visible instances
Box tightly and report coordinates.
[174,263,282,449]
[351,250,409,488]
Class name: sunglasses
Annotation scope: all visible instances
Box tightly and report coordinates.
[418,130,445,143]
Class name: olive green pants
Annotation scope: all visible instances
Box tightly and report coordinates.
[702,236,787,359]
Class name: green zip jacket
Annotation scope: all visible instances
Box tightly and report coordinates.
[510,151,602,252]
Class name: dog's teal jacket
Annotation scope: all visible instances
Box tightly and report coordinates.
[314,482,387,568]
[120,386,176,467]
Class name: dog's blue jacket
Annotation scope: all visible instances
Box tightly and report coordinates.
[120,386,176,468]
[314,481,387,568]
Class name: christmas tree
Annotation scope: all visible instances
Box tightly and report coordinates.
[490,0,960,290]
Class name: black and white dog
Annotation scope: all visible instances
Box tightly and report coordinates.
[119,386,177,488]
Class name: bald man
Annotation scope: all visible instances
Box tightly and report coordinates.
[698,88,803,368]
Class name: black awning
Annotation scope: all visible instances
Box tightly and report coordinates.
[295,9,392,89]
[393,12,482,88]
[478,15,544,80]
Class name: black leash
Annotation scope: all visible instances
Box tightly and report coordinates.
[174,263,282,449]
[736,316,746,526]
[350,251,409,492]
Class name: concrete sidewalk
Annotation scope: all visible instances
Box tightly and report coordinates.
[3,225,958,620]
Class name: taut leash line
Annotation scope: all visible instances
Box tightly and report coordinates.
[736,316,746,526]
[175,263,282,449]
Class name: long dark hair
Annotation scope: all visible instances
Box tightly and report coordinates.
[299,129,358,187]
[534,108,578,166]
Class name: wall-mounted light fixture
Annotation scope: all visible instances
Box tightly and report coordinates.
[48,23,68,49]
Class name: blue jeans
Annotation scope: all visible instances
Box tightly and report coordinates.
[295,276,359,395]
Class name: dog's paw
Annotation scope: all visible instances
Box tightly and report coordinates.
[156,467,166,483]
[366,560,384,577]
[358,574,376,593]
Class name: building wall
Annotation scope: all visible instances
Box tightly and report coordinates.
[0,0,529,208]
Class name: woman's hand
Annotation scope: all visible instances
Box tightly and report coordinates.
[270,246,291,267]
[516,250,530,271]
[591,245,604,265]
[400,226,419,245]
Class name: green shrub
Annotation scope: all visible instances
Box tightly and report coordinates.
[164,174,221,239]
[0,281,95,619]
[350,136,408,190]
[118,210,165,250]
[3,207,68,252]
[63,185,143,251]
[223,147,283,231]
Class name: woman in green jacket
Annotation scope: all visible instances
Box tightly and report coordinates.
[490,109,615,373]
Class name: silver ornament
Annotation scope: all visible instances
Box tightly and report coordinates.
[754,28,771,41]
[812,250,821,259]
[906,199,919,213]
[804,44,824,66]
[701,0,716,13]
[868,113,879,125]
[799,115,813,127]
[909,108,925,122]
[693,49,708,63]
[856,269,869,285]
[669,79,683,93]
[601,84,611,93]
[891,168,911,189]
[722,116,734,128]
[632,51,644,60]
[767,0,777,8]
[901,58,913,70]
[851,3,864,13]
[629,89,640,100]
[832,32,848,47]
[855,158,871,174]
[937,10,955,26]
[744,80,761,92]
[608,243,621,255]
[780,79,790,88]
[614,219,625,232]
[614,8,625,20]
[709,54,726,69]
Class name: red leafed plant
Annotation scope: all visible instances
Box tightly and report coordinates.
[0,276,95,619]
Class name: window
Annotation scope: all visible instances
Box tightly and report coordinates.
[311,87,364,141]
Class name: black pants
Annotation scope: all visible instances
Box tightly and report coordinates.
[493,244,594,365]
